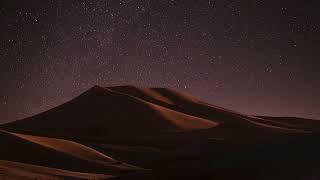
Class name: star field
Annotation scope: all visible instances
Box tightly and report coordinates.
[0,0,320,123]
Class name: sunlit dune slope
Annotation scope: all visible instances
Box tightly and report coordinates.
[110,86,311,135]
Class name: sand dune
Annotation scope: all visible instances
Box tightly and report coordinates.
[2,86,219,136]
[108,86,312,135]
[145,102,218,131]
[0,85,319,179]
[0,130,141,175]
[3,85,311,138]
[8,131,130,168]
[1,86,314,139]
[107,86,219,131]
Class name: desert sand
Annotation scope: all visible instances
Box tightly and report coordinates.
[1,85,320,179]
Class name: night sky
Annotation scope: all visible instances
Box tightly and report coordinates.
[0,0,320,123]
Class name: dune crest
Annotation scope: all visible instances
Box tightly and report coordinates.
[109,85,176,105]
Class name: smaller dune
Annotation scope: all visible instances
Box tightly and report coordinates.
[0,130,143,175]
[9,130,143,171]
[0,160,113,179]
[10,132,117,166]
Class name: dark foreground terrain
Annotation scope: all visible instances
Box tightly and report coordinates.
[1,85,320,179]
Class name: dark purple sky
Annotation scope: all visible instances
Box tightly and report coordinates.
[0,0,320,123]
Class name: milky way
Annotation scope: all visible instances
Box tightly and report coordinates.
[0,0,320,123]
